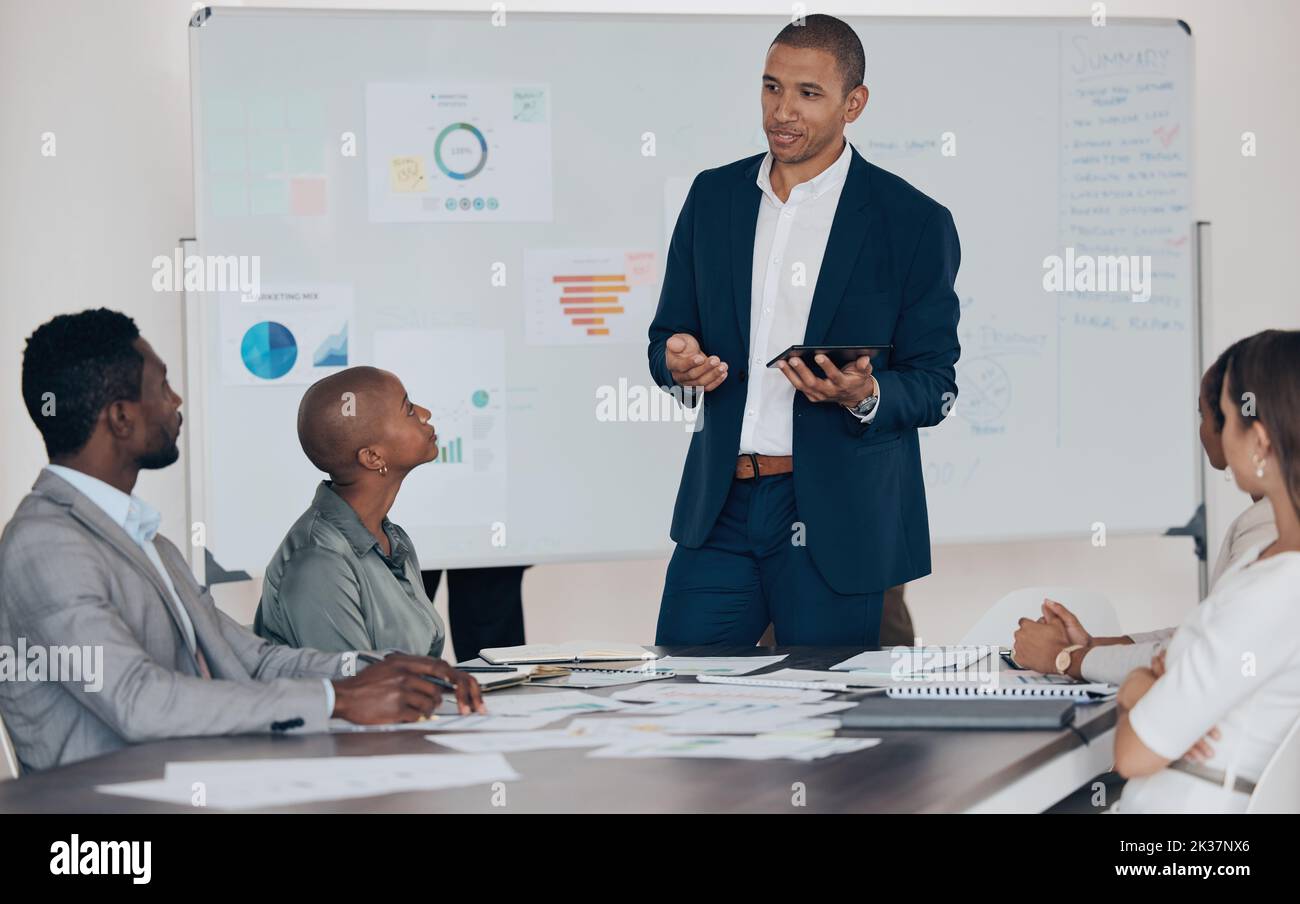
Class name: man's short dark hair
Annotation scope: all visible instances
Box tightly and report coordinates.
[21,309,143,457]
[771,14,865,98]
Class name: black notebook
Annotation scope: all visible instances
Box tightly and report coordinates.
[838,697,1076,730]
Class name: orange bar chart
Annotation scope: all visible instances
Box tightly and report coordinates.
[552,273,630,338]
[525,249,658,346]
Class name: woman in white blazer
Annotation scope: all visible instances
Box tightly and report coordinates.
[1012,338,1276,685]
[1112,329,1300,812]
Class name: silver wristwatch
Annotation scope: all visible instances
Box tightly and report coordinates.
[848,392,879,418]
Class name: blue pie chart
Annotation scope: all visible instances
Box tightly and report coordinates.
[241,321,298,380]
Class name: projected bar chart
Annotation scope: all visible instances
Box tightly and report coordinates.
[557,273,627,336]
[525,248,657,346]
[435,436,464,463]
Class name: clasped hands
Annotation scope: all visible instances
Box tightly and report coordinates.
[1013,599,1218,763]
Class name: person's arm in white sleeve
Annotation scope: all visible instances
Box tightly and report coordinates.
[1115,568,1299,778]
[1080,640,1161,685]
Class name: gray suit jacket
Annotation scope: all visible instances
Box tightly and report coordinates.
[0,470,354,773]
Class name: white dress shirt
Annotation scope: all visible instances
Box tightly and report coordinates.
[739,138,877,456]
[43,465,335,716]
[1119,543,1300,812]
[1081,497,1278,685]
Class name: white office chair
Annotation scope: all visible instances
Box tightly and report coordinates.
[1246,714,1300,813]
[960,586,1121,648]
[0,712,19,781]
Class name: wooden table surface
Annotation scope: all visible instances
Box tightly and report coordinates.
[0,645,1116,813]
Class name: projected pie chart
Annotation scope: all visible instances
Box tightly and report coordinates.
[241,321,298,380]
[434,122,488,180]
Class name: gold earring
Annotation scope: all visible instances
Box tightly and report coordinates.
[379,465,388,477]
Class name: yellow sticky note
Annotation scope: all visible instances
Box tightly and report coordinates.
[389,156,427,193]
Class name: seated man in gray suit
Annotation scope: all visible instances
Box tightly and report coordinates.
[0,308,485,774]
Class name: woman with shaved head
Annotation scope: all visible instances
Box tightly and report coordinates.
[255,366,459,668]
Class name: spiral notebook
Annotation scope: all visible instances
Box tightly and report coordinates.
[531,663,676,689]
[885,681,1116,701]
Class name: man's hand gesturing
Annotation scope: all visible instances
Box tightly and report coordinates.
[665,333,728,392]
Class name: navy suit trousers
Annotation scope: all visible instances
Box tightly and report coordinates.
[655,473,883,647]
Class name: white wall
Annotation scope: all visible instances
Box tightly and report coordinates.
[3,0,1297,656]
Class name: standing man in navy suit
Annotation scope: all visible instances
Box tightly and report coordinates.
[648,15,961,647]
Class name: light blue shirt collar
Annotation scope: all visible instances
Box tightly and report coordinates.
[44,464,162,543]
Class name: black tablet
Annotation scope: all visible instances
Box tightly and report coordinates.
[766,344,891,380]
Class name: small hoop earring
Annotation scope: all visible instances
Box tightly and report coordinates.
[379,465,389,477]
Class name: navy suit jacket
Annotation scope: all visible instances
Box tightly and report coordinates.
[647,145,961,595]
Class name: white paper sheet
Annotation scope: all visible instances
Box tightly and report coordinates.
[616,700,839,718]
[654,655,788,676]
[436,689,635,717]
[531,669,676,689]
[567,715,844,738]
[366,82,553,224]
[97,754,517,809]
[611,683,832,705]
[732,668,901,688]
[830,646,995,674]
[421,713,568,732]
[426,731,607,752]
[587,735,880,762]
[328,717,444,733]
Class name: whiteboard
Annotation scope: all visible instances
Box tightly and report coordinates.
[185,9,1197,578]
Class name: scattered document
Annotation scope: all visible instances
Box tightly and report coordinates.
[436,689,635,718]
[587,735,880,762]
[702,669,898,690]
[612,683,833,705]
[427,731,607,753]
[98,754,518,809]
[530,668,676,689]
[568,714,844,738]
[830,646,995,675]
[420,713,567,732]
[621,699,853,718]
[655,655,787,676]
[328,717,444,733]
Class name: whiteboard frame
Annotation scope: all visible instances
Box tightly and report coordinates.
[182,7,1202,580]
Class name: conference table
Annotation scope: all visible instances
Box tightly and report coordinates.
[0,645,1117,814]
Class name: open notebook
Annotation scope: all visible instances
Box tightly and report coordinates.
[479,641,658,665]
[830,646,995,674]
